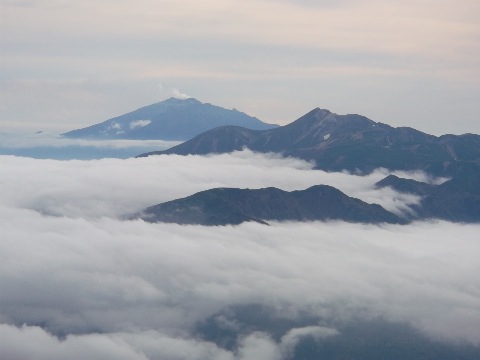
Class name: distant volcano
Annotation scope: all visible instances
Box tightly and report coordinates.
[62,97,278,141]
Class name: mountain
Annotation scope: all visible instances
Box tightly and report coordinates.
[138,108,480,176]
[134,185,404,226]
[196,305,480,360]
[62,97,278,140]
[135,106,480,224]
[376,163,480,222]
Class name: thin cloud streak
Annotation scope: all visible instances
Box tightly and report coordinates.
[0,131,179,149]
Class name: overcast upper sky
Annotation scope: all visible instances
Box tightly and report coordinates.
[1,0,479,135]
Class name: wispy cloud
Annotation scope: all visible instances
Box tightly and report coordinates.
[172,88,190,100]
[0,131,178,149]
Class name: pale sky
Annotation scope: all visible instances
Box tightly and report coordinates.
[1,0,479,135]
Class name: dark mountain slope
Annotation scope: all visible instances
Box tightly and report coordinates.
[136,185,403,226]
[62,98,278,141]
[376,163,480,222]
[139,108,480,176]
[133,106,480,225]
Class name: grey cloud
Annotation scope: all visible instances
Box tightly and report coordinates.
[0,151,431,219]
[280,326,339,356]
[2,203,480,345]
[0,324,237,360]
[0,324,147,360]
[0,323,297,360]
[236,332,281,360]
[1,153,480,358]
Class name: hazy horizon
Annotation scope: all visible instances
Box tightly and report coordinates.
[1,0,479,135]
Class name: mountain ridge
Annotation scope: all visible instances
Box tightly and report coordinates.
[134,165,480,226]
[376,168,480,222]
[134,184,405,226]
[138,107,480,177]
[133,105,480,225]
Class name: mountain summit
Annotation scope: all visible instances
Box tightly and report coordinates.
[132,106,480,225]
[139,107,480,176]
[135,185,404,226]
[62,97,278,140]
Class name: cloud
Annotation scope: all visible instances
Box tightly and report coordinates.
[236,332,281,360]
[280,326,339,356]
[0,151,432,218]
[0,131,179,150]
[172,88,190,100]
[1,208,480,350]
[108,121,122,131]
[157,83,191,101]
[0,324,234,360]
[0,131,180,160]
[1,152,480,358]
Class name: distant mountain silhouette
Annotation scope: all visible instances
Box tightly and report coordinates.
[134,185,404,226]
[376,163,480,222]
[120,104,480,225]
[62,97,278,140]
[139,108,480,176]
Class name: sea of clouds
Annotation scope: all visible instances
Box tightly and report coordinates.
[1,151,479,359]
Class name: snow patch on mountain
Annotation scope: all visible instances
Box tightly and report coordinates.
[103,122,124,135]
[129,120,152,130]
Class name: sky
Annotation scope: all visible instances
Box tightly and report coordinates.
[1,0,479,135]
[1,152,480,359]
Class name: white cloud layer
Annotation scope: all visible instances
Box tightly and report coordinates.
[1,152,479,358]
[0,150,427,218]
